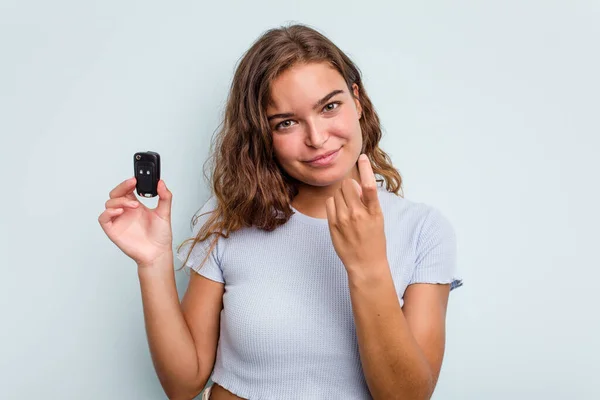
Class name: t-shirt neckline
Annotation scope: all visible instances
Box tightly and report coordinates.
[290,183,386,226]
[290,205,329,226]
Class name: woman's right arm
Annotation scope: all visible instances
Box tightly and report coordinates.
[99,177,222,399]
[138,253,224,400]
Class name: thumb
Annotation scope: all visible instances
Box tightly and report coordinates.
[156,180,172,219]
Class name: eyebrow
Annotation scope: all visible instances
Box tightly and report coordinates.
[267,89,345,122]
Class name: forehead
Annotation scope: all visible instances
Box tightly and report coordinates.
[267,62,346,110]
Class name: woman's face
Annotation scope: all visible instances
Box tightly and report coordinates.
[266,62,363,188]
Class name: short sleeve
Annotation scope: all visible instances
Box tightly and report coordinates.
[409,206,463,291]
[175,196,225,284]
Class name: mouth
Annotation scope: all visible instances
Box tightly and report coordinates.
[304,148,341,163]
[303,148,341,166]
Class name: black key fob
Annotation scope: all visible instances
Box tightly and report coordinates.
[133,151,160,198]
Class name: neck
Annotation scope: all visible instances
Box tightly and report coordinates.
[291,163,362,219]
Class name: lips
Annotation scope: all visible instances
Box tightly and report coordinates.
[304,148,340,163]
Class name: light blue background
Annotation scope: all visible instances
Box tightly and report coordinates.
[1,1,598,398]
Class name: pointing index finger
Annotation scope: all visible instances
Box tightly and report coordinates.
[358,154,376,188]
[357,154,380,209]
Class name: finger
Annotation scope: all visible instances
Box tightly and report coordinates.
[333,187,347,220]
[105,197,139,210]
[155,180,172,220]
[109,177,137,201]
[325,196,336,226]
[352,179,363,200]
[357,154,380,211]
[98,207,124,225]
[341,179,362,210]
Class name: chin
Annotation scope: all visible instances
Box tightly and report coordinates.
[294,165,351,187]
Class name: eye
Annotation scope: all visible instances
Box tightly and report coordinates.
[275,119,296,131]
[273,102,342,131]
[323,101,341,112]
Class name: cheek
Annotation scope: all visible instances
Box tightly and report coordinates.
[272,135,301,161]
[329,113,361,143]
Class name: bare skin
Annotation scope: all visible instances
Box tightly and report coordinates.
[267,62,364,220]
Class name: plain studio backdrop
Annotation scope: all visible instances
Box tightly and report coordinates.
[1,1,598,399]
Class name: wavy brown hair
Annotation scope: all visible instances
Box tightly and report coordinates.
[176,23,403,273]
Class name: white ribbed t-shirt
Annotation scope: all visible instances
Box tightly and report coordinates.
[176,184,462,399]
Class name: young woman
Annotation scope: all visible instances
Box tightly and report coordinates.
[99,23,462,400]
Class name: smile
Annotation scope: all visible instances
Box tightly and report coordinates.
[303,148,341,167]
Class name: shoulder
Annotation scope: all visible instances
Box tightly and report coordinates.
[198,195,219,215]
[377,186,444,228]
[377,187,456,255]
[190,195,219,235]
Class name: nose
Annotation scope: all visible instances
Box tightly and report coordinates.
[304,119,328,148]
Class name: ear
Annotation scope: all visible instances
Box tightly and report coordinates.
[352,83,362,119]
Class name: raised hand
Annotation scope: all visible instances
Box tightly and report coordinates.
[325,154,388,277]
[98,177,173,268]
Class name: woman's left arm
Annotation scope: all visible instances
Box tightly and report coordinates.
[348,265,450,400]
[326,155,453,400]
